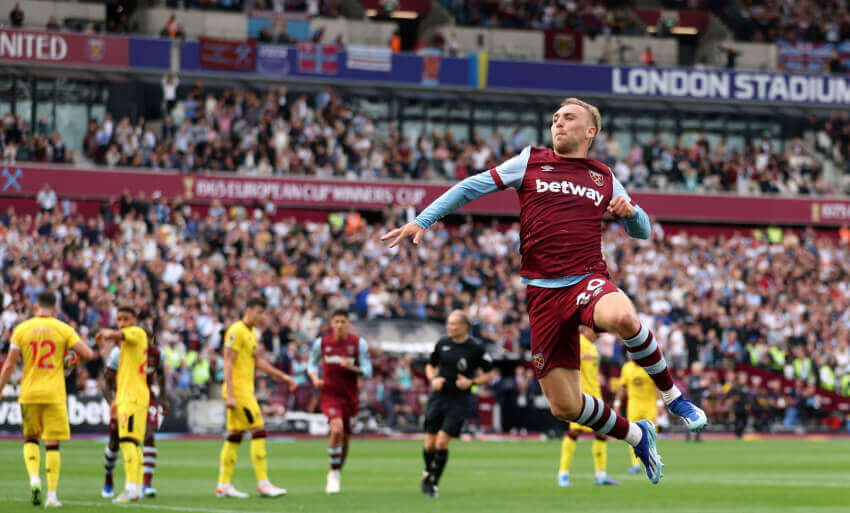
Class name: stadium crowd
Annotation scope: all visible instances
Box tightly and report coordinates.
[439,0,641,34]
[1,188,849,433]
[0,87,835,196]
[718,0,850,44]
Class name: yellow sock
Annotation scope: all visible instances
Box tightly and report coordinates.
[23,442,40,483]
[631,447,640,467]
[45,449,60,492]
[250,437,268,482]
[592,438,606,473]
[136,444,144,488]
[218,441,239,484]
[120,441,139,489]
[559,436,576,473]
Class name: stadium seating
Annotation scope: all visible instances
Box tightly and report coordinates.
[1,200,848,433]
[0,87,838,195]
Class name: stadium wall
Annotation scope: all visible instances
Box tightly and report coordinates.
[3,164,850,226]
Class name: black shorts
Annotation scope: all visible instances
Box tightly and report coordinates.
[423,393,471,438]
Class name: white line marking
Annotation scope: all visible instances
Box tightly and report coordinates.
[1,497,264,513]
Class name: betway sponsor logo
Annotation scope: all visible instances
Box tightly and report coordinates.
[0,31,68,61]
[324,355,346,364]
[0,396,109,426]
[194,179,427,205]
[536,178,604,206]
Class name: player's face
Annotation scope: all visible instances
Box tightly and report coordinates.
[551,104,594,155]
[446,314,468,339]
[247,306,266,327]
[331,315,349,338]
[116,311,135,329]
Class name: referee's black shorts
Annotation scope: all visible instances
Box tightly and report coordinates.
[423,392,471,438]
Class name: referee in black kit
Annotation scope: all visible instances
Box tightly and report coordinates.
[421,310,495,498]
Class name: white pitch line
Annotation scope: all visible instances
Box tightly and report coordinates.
[1,497,275,513]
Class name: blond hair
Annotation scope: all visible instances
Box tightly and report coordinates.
[448,309,471,327]
[559,97,602,137]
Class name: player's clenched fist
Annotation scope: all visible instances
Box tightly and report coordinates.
[607,196,634,219]
[381,221,425,248]
[225,397,237,409]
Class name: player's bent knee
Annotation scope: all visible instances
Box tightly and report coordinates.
[550,401,581,422]
[606,310,640,338]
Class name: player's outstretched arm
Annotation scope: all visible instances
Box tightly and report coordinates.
[71,339,95,361]
[95,328,125,347]
[381,167,515,247]
[0,346,21,396]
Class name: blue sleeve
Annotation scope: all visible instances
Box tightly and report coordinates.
[358,338,372,379]
[612,176,651,240]
[413,172,499,230]
[414,146,531,230]
[307,338,322,376]
[106,347,120,371]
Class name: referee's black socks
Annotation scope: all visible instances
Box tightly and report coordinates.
[423,449,435,473]
[431,449,448,484]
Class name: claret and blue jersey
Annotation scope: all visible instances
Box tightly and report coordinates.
[414,145,651,288]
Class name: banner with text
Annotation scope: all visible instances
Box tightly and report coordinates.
[0,28,129,67]
[487,60,850,105]
[199,37,256,72]
[4,164,850,226]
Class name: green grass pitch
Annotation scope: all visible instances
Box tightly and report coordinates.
[0,437,848,512]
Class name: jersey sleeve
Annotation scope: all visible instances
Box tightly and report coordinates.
[9,324,23,349]
[358,337,372,379]
[307,337,322,376]
[413,146,531,230]
[224,326,243,353]
[121,326,145,346]
[61,322,81,349]
[413,172,500,230]
[490,145,531,190]
[611,176,650,239]
[106,347,121,371]
[428,341,441,367]
[477,348,494,372]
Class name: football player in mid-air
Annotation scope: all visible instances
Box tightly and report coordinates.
[383,97,707,484]
[101,324,168,498]
[559,326,618,487]
[0,291,95,507]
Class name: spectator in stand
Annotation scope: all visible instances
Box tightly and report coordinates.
[9,3,23,27]
[161,14,185,39]
[46,16,60,31]
[36,183,57,213]
[642,46,656,66]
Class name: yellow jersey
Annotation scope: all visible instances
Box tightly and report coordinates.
[222,321,258,401]
[10,316,80,404]
[115,326,149,406]
[579,335,602,398]
[620,360,657,407]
